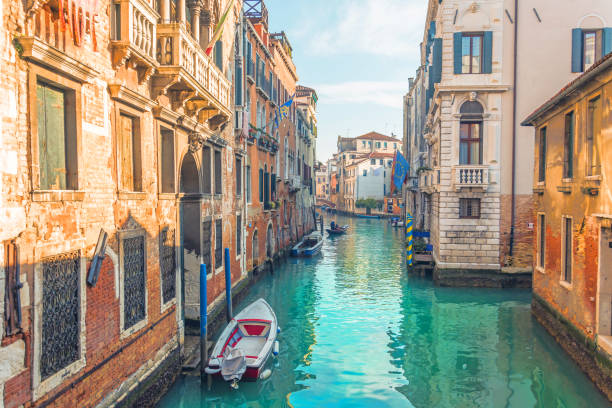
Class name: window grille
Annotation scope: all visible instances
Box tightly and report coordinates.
[123,236,146,330]
[160,228,176,304]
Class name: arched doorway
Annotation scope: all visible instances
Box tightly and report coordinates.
[179,152,202,322]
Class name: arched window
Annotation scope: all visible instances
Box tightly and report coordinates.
[459,101,484,165]
[180,153,200,193]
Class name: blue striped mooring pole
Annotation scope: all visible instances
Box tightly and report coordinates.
[224,248,233,322]
[406,213,413,267]
[199,263,207,379]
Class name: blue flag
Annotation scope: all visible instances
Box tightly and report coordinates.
[391,151,409,193]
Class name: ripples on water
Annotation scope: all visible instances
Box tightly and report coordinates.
[158,216,610,408]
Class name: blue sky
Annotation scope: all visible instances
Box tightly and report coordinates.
[262,0,427,162]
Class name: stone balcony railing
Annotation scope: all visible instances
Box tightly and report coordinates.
[453,165,489,190]
[110,0,159,82]
[153,23,231,128]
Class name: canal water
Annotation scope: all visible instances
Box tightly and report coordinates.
[158,216,610,407]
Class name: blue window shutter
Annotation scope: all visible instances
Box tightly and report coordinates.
[235,61,242,105]
[433,38,442,83]
[453,32,463,74]
[571,28,583,72]
[483,31,493,74]
[603,28,612,56]
[429,21,436,39]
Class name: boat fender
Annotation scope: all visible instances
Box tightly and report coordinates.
[204,366,221,374]
[277,326,281,334]
[273,341,279,356]
[260,369,272,380]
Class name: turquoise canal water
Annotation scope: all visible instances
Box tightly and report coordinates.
[159,216,610,407]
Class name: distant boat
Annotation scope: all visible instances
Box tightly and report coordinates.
[326,225,349,235]
[205,299,279,388]
[291,232,323,256]
[356,214,380,219]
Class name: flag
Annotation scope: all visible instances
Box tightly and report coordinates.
[271,95,294,132]
[391,151,409,193]
[205,0,235,56]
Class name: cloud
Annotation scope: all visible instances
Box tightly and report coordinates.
[314,81,406,109]
[307,0,426,57]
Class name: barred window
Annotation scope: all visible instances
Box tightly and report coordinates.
[123,235,146,330]
[236,215,242,256]
[215,219,223,269]
[202,220,212,275]
[459,198,481,219]
[160,228,176,304]
[41,251,80,380]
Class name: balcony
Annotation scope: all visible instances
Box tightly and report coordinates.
[110,0,159,83]
[153,23,231,128]
[452,165,489,191]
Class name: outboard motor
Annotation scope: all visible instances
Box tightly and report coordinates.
[221,347,247,389]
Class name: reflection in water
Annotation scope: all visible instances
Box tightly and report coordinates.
[158,216,609,408]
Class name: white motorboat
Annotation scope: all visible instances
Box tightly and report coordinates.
[205,299,279,388]
[291,232,323,256]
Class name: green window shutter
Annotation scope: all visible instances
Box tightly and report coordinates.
[214,40,223,70]
[433,38,442,83]
[453,32,463,74]
[603,28,612,56]
[235,60,242,105]
[571,28,583,72]
[483,31,493,74]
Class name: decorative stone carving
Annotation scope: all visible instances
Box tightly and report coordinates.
[469,2,479,13]
[188,131,205,153]
[469,91,478,101]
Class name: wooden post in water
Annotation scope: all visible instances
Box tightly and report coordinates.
[224,248,233,322]
[320,213,324,234]
[406,214,413,267]
[199,263,207,380]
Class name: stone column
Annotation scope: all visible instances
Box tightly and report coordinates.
[200,10,211,49]
[160,0,170,23]
[190,1,201,43]
[177,0,186,24]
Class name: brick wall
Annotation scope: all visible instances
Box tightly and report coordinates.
[500,194,534,268]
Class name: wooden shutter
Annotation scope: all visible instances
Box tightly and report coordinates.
[432,38,442,83]
[483,31,493,74]
[37,84,67,190]
[214,40,223,70]
[571,28,583,72]
[453,32,463,74]
[235,59,243,105]
[259,168,264,202]
[603,28,612,56]
[119,114,134,190]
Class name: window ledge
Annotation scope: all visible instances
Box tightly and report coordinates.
[585,175,602,182]
[559,280,573,291]
[118,191,147,200]
[556,184,573,194]
[533,185,545,194]
[32,190,85,202]
[120,319,148,340]
[158,193,177,200]
[535,266,546,274]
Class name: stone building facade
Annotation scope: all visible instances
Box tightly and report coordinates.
[522,54,612,400]
[404,0,611,284]
[0,0,316,406]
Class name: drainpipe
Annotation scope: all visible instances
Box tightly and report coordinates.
[509,0,518,261]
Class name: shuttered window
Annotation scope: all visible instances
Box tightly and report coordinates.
[246,165,252,203]
[37,83,77,190]
[202,220,212,275]
[587,96,601,176]
[572,28,612,72]
[161,128,175,193]
[236,156,242,196]
[202,146,211,194]
[214,150,222,195]
[563,111,574,179]
[563,217,572,283]
[236,214,242,256]
[119,114,142,192]
[259,168,264,202]
[454,32,492,74]
[214,40,223,71]
[235,59,242,105]
[215,219,222,270]
[538,127,547,182]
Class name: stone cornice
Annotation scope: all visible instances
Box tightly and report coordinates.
[108,84,156,111]
[17,36,99,83]
[436,85,512,94]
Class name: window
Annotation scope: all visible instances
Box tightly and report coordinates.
[160,227,176,304]
[236,156,242,196]
[236,214,242,256]
[388,160,393,167]
[376,142,381,148]
[394,143,397,149]
[202,146,211,194]
[379,159,383,165]
[562,217,573,284]
[459,198,481,219]
[587,96,601,176]
[252,230,259,262]
[36,82,78,190]
[384,142,387,148]
[118,113,142,191]
[214,150,222,194]
[215,219,222,270]
[461,33,482,73]
[40,251,81,379]
[583,30,601,71]
[214,40,223,71]
[371,159,376,165]
[538,127,547,183]
[122,234,146,330]
[368,141,372,146]
[3,241,21,337]
[459,101,484,165]
[202,219,212,275]
[363,170,367,176]
[362,141,366,147]
[537,214,545,269]
[246,165,252,203]
[160,128,175,193]
[563,111,574,179]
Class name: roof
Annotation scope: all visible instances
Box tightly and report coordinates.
[355,132,400,143]
[368,152,395,159]
[522,53,612,126]
[295,85,318,101]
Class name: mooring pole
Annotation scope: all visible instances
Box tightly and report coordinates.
[406,214,413,267]
[224,248,233,322]
[199,263,207,380]
[320,213,324,233]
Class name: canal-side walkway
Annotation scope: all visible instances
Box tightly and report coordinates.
[158,216,610,407]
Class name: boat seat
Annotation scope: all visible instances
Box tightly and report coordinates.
[238,321,270,337]
[238,336,267,359]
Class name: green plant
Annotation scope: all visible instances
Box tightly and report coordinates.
[12,37,23,57]
[356,198,378,209]
[416,166,432,174]
[268,201,276,209]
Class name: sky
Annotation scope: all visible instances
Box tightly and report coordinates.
[262,0,427,162]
